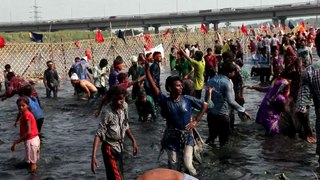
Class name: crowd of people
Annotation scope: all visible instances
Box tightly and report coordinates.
[1,27,320,179]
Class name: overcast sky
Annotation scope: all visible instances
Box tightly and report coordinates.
[0,0,316,25]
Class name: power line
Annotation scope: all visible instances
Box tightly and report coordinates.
[30,0,41,22]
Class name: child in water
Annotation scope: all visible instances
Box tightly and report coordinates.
[11,97,40,172]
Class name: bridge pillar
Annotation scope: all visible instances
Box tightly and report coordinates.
[279,16,287,26]
[153,24,161,34]
[272,18,280,27]
[213,21,219,31]
[205,23,210,32]
[143,26,150,33]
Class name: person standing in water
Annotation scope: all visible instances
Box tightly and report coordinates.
[11,97,40,173]
[91,85,138,179]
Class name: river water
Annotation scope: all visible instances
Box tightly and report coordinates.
[0,58,319,180]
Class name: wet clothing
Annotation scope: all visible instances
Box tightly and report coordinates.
[158,93,204,174]
[158,93,203,132]
[206,74,245,145]
[296,63,320,155]
[256,79,289,135]
[101,142,123,180]
[128,65,144,100]
[206,74,245,116]
[43,68,59,98]
[24,136,40,164]
[20,110,39,141]
[6,76,38,98]
[96,102,129,154]
[74,61,91,80]
[27,96,44,132]
[207,113,230,146]
[135,95,156,121]
[95,102,129,180]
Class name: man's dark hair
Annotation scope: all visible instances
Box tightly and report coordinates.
[194,51,203,61]
[22,85,33,97]
[114,56,124,66]
[165,76,182,92]
[7,72,15,81]
[99,58,108,68]
[5,64,11,69]
[108,85,128,100]
[222,50,235,62]
[117,72,127,83]
[152,51,161,58]
[207,48,212,53]
[219,62,237,76]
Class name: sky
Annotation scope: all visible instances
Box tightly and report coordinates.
[0,0,317,26]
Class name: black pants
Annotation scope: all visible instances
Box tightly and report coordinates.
[195,89,202,99]
[101,143,123,180]
[207,113,230,146]
[259,67,271,83]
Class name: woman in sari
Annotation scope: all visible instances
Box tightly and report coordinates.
[255,79,290,135]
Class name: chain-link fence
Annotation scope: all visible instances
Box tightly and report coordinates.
[0,30,250,81]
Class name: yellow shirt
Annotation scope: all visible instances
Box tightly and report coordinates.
[188,58,205,90]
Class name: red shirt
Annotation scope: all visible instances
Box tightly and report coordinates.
[204,54,217,71]
[20,110,39,140]
[117,82,135,89]
[6,76,38,97]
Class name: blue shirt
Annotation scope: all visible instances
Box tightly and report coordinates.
[158,93,203,130]
[108,68,120,87]
[206,74,245,115]
[74,61,90,80]
[150,62,161,88]
[28,97,44,120]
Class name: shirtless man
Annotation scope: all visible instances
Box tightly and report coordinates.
[70,73,97,101]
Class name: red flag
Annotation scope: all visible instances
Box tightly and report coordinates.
[85,49,92,60]
[95,29,104,43]
[300,21,305,28]
[163,28,170,39]
[200,23,208,34]
[241,24,248,35]
[74,40,80,49]
[263,25,268,34]
[0,36,5,48]
[281,24,286,30]
[144,34,153,51]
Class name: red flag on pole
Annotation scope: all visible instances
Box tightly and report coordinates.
[74,40,80,49]
[200,23,208,34]
[281,24,286,30]
[263,25,268,34]
[95,29,104,43]
[241,24,248,35]
[144,34,153,51]
[163,28,170,39]
[0,36,5,48]
[85,49,92,60]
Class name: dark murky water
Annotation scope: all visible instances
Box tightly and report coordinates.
[1,57,320,180]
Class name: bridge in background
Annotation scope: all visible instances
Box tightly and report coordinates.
[0,1,319,33]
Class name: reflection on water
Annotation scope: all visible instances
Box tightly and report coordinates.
[0,63,319,180]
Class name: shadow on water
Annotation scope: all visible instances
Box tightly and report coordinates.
[0,61,320,179]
